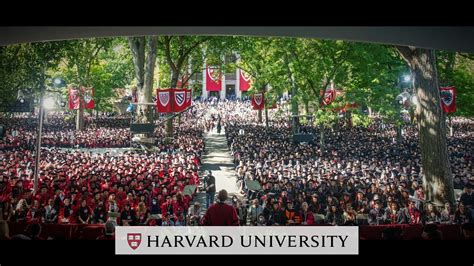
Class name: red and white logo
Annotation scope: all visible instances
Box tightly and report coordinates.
[127,233,142,250]
[241,71,251,82]
[186,90,191,103]
[254,93,263,106]
[207,67,220,82]
[159,91,170,106]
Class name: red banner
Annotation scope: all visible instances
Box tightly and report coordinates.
[321,89,337,106]
[251,93,265,110]
[206,65,221,91]
[239,69,251,91]
[156,89,172,113]
[156,89,192,113]
[68,87,94,109]
[68,87,80,110]
[82,87,94,109]
[440,87,456,113]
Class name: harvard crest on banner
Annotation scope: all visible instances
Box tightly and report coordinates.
[251,93,265,110]
[156,88,192,113]
[206,65,222,91]
[440,87,456,113]
[239,69,252,91]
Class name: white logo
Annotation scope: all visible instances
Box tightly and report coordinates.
[84,94,92,104]
[440,90,453,106]
[254,93,263,106]
[159,91,169,106]
[241,70,251,82]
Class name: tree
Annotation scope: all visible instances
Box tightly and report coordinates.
[283,39,354,150]
[157,36,211,137]
[59,38,113,130]
[232,37,288,124]
[128,36,158,124]
[0,42,67,110]
[396,46,454,205]
[437,51,474,117]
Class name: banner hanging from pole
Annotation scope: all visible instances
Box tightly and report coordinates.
[68,87,80,110]
[206,65,222,91]
[440,86,456,113]
[82,87,95,109]
[239,69,251,91]
[156,88,193,113]
[251,92,265,110]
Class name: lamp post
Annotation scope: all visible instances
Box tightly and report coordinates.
[33,80,45,194]
[33,77,65,194]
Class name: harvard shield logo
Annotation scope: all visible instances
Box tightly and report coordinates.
[254,93,263,106]
[440,90,453,106]
[175,91,185,106]
[83,93,92,104]
[241,71,251,82]
[207,67,220,82]
[127,233,142,250]
[159,91,169,106]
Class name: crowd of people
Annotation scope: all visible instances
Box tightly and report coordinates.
[0,108,207,231]
[0,115,133,149]
[223,101,473,226]
[0,99,473,237]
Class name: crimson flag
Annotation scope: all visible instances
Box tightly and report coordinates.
[440,87,456,113]
[239,69,251,91]
[68,87,80,110]
[322,89,337,106]
[156,89,172,113]
[82,87,94,109]
[206,65,222,91]
[251,93,265,110]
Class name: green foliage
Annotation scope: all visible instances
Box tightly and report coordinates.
[314,109,338,128]
[351,111,372,127]
[437,51,474,117]
[2,36,472,119]
[0,41,67,104]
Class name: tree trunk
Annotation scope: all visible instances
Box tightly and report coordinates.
[265,106,269,128]
[291,93,299,135]
[396,46,454,205]
[448,116,454,137]
[143,37,157,123]
[129,37,157,148]
[166,69,181,138]
[76,89,84,131]
[129,36,157,124]
[258,109,263,123]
